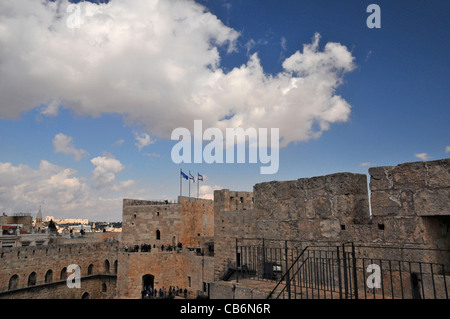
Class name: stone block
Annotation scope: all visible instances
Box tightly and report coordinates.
[369,166,394,191]
[392,161,427,190]
[426,159,450,188]
[414,188,450,216]
[370,190,402,217]
[319,219,340,239]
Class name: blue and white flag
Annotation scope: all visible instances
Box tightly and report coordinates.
[181,170,188,180]
[198,173,203,181]
[189,172,195,182]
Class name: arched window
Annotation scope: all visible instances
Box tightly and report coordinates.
[156,229,161,241]
[113,260,118,274]
[8,275,19,290]
[28,272,37,286]
[104,260,110,274]
[102,283,107,292]
[81,292,90,299]
[45,269,53,283]
[88,264,94,275]
[60,267,67,280]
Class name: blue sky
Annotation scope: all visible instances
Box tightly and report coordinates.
[0,0,448,221]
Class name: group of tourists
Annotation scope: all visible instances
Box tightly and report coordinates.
[124,242,183,253]
[161,242,183,252]
[141,286,188,299]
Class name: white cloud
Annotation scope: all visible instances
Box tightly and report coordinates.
[415,153,431,161]
[360,162,372,167]
[0,160,117,219]
[111,179,135,192]
[91,156,125,187]
[39,99,60,116]
[135,133,155,151]
[112,139,125,147]
[198,184,223,200]
[53,133,88,161]
[445,146,450,153]
[281,36,287,51]
[0,159,148,220]
[0,0,355,148]
[144,152,161,158]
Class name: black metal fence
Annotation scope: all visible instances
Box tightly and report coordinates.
[232,239,449,299]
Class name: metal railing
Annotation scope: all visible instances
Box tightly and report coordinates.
[231,239,450,299]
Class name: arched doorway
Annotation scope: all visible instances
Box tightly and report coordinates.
[142,274,154,292]
[88,264,94,275]
[104,260,110,274]
[44,269,53,283]
[60,267,67,280]
[8,275,18,290]
[28,272,37,286]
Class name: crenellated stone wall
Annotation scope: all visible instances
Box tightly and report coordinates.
[0,241,119,299]
[1,158,447,299]
[369,159,449,218]
[116,249,214,299]
[122,197,214,249]
[213,159,450,280]
[118,196,215,298]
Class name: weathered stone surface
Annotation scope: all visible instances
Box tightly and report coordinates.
[426,159,450,188]
[313,197,333,218]
[414,188,450,216]
[392,161,427,189]
[369,166,394,191]
[319,219,341,239]
[0,242,118,299]
[369,190,402,216]
[122,197,214,248]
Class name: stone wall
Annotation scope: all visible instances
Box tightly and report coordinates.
[253,173,371,241]
[0,275,116,299]
[118,196,215,299]
[369,159,449,218]
[213,160,450,283]
[368,158,450,262]
[0,242,118,298]
[213,173,372,280]
[116,250,214,299]
[122,197,214,249]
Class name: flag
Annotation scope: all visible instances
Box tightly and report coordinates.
[198,173,203,181]
[189,172,195,182]
[181,170,188,180]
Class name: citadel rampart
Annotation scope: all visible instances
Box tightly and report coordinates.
[0,241,118,299]
[213,159,449,281]
[121,197,214,248]
[117,196,215,298]
[369,159,449,248]
[0,158,448,299]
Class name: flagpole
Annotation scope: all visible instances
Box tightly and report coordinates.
[180,169,182,197]
[197,173,203,199]
[189,171,191,198]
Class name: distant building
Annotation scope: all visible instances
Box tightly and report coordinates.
[34,207,43,231]
[45,216,89,225]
